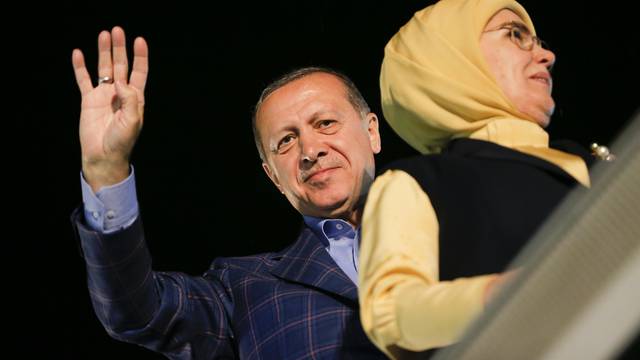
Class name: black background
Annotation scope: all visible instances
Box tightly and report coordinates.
[15,0,639,358]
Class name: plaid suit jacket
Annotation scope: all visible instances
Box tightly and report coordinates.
[72,208,386,359]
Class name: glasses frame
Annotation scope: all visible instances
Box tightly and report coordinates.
[485,21,549,51]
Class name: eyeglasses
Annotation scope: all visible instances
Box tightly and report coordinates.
[484,21,549,51]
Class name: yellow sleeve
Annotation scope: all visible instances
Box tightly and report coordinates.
[358,169,498,358]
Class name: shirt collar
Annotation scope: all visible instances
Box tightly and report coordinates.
[303,216,358,247]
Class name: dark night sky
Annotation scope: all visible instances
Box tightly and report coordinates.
[14,1,639,358]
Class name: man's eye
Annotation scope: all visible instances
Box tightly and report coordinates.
[278,135,295,149]
[317,120,335,128]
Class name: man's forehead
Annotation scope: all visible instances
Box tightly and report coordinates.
[261,100,342,133]
[257,77,348,129]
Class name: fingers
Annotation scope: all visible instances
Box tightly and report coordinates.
[111,26,129,83]
[82,26,147,91]
[97,30,113,81]
[115,81,142,127]
[129,37,149,92]
[71,49,93,95]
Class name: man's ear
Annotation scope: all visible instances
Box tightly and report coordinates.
[366,113,382,154]
[262,162,283,193]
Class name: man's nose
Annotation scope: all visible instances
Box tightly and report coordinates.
[300,135,328,167]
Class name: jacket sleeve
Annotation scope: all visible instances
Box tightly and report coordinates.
[358,170,498,358]
[71,207,236,359]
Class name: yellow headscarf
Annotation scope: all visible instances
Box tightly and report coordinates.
[380,0,590,186]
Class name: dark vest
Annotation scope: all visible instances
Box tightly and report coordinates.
[384,138,593,281]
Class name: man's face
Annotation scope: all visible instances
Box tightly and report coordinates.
[256,72,381,220]
[480,9,557,127]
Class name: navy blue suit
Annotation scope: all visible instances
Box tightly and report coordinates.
[71,208,386,359]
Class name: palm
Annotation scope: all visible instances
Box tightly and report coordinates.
[79,84,143,162]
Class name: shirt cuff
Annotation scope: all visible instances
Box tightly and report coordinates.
[80,166,139,234]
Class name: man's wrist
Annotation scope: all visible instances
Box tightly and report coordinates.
[82,159,131,193]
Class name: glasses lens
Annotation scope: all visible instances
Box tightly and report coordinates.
[510,28,529,50]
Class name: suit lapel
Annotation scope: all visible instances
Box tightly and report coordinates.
[268,227,358,302]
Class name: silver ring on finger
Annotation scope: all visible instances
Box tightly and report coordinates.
[98,76,114,85]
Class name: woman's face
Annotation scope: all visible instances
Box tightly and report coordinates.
[480,9,556,127]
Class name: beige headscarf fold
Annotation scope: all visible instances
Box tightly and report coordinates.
[380,0,589,186]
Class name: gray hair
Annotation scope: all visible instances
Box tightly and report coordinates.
[252,66,370,161]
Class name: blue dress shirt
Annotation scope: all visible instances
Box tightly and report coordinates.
[303,216,360,285]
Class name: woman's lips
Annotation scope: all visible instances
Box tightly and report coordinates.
[530,71,551,87]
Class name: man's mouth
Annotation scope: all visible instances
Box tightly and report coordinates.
[304,167,339,183]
